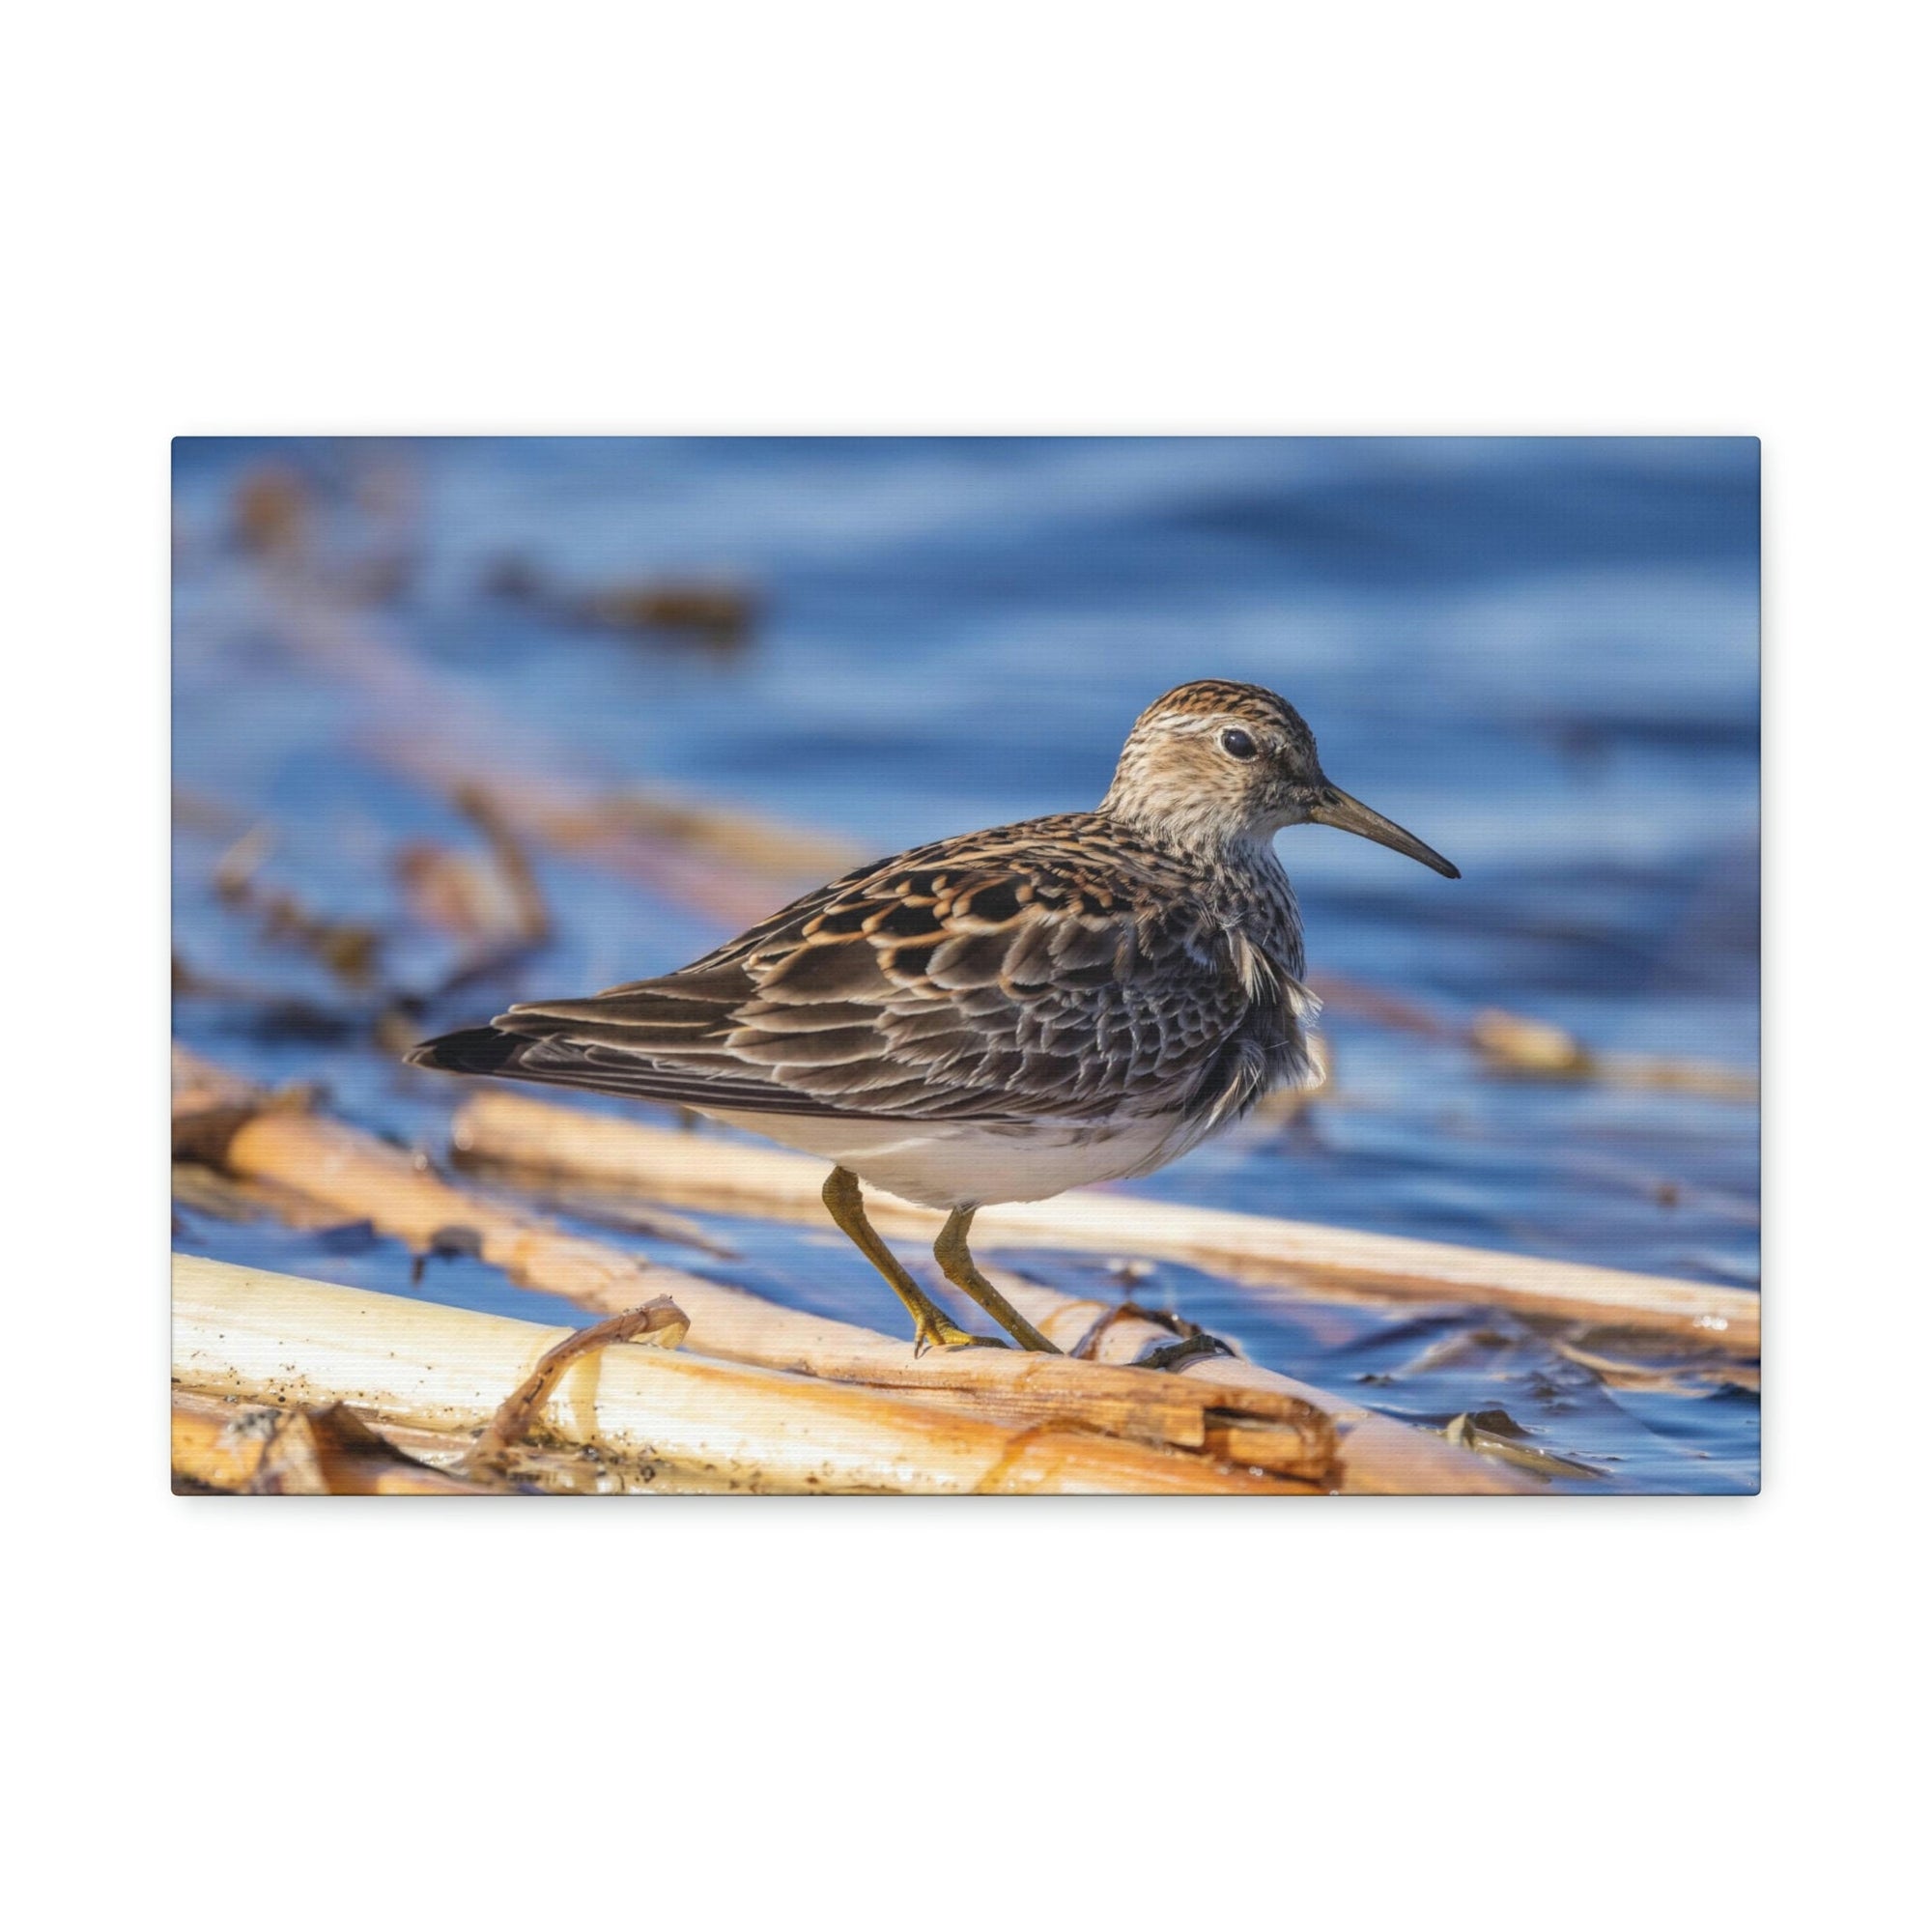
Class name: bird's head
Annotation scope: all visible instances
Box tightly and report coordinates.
[1100,678,1460,877]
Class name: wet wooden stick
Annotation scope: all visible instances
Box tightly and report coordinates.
[448,1089,1761,1355]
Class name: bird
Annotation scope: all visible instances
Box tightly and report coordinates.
[407,679,1459,1356]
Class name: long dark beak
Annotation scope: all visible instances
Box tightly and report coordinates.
[1310,784,1461,879]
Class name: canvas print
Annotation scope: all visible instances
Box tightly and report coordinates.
[171,437,1760,1494]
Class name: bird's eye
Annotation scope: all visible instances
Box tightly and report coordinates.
[1219,727,1258,761]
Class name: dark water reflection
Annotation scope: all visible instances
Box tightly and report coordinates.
[172,436,1759,1493]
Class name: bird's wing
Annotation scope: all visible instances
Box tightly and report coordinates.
[412,831,1312,1123]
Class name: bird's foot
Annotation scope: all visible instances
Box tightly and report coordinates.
[912,1313,1010,1356]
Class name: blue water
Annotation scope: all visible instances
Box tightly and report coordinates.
[171,436,1760,1492]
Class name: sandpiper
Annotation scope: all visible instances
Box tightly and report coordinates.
[408,680,1459,1354]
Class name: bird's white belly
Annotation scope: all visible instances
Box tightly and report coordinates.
[702,1108,1219,1211]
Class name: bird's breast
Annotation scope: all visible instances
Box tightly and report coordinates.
[701,1106,1212,1211]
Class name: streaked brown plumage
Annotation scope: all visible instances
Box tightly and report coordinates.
[409,679,1458,1353]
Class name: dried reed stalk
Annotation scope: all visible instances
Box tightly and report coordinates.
[175,1045,1524,1491]
[173,1256,1310,1495]
[172,1387,708,1496]
[450,1090,1759,1356]
[261,599,850,925]
[170,1390,498,1495]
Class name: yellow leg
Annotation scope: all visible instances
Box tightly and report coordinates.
[821,1167,1005,1355]
[933,1208,1063,1353]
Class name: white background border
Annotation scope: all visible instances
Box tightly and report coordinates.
[11,4,1918,1923]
